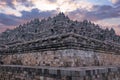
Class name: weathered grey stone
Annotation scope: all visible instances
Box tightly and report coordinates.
[1,49,120,67]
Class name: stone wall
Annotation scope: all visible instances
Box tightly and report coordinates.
[1,49,120,67]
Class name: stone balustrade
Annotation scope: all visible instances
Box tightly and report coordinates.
[0,65,120,80]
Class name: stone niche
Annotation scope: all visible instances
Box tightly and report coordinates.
[1,49,120,67]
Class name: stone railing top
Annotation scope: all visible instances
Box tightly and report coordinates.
[0,65,120,77]
[0,65,120,71]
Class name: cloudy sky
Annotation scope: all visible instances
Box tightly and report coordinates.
[0,0,120,35]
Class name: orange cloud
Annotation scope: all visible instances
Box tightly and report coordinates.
[110,0,119,4]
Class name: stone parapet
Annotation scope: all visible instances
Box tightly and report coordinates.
[0,65,120,80]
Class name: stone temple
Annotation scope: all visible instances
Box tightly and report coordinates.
[0,13,120,80]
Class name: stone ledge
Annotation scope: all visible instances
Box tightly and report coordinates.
[0,65,120,80]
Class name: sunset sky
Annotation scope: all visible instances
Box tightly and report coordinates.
[0,0,120,35]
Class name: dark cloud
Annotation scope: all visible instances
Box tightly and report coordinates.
[0,13,20,26]
[0,8,56,27]
[48,0,57,3]
[21,8,56,20]
[0,0,33,9]
[20,8,40,20]
[0,0,15,9]
[17,0,34,7]
[90,5,120,20]
[69,5,120,21]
